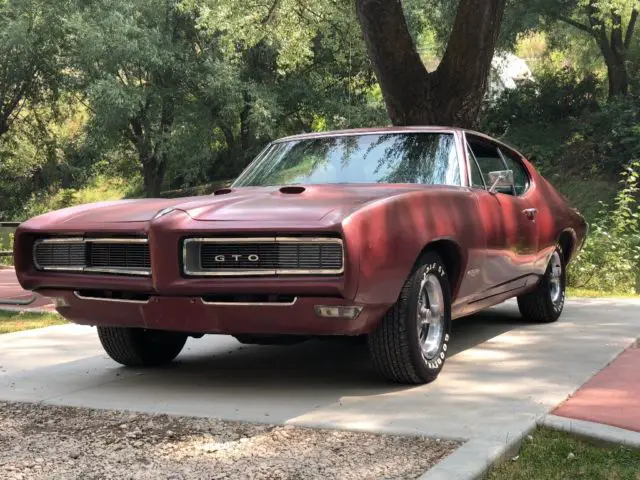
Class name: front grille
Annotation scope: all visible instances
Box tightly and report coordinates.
[33,241,86,269]
[33,238,150,276]
[89,243,150,271]
[183,237,344,276]
[200,242,278,270]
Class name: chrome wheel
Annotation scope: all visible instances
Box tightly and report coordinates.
[548,251,563,305]
[417,273,445,360]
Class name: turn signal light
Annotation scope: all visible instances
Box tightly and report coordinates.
[314,305,363,320]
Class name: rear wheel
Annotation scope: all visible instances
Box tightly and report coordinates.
[517,245,566,323]
[367,252,452,384]
[97,327,187,367]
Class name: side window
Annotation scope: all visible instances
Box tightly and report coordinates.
[467,137,512,194]
[466,145,485,189]
[500,148,530,195]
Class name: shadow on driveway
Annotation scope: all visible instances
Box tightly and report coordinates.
[2,299,639,441]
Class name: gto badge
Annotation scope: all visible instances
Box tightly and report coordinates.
[214,254,260,262]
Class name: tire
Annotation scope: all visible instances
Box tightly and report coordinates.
[517,245,566,323]
[97,327,187,367]
[367,251,452,384]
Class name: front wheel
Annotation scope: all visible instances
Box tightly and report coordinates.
[97,327,187,367]
[367,252,452,384]
[517,246,566,323]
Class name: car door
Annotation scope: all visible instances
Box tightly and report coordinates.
[466,134,539,297]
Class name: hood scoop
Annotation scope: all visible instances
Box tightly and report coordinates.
[213,188,233,196]
[279,186,306,195]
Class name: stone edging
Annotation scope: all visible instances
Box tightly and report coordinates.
[418,425,536,480]
[539,415,640,448]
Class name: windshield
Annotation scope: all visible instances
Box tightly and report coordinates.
[232,132,461,187]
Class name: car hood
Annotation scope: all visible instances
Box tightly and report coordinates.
[27,185,429,227]
[176,185,426,222]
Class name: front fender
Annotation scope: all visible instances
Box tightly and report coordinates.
[342,188,480,305]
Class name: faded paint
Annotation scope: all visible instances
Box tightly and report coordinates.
[13,128,587,336]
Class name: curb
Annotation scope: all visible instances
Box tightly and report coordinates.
[418,424,536,480]
[539,415,640,448]
[0,306,56,314]
[419,334,640,480]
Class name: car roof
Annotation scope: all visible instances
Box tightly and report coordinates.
[274,126,526,159]
[274,126,461,143]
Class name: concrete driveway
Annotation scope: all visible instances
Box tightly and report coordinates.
[1,299,639,445]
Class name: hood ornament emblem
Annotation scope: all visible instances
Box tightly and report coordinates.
[153,207,176,220]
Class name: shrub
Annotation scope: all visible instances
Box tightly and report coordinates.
[569,161,640,294]
[481,68,640,181]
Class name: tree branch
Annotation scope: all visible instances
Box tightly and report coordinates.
[611,11,623,52]
[294,0,325,23]
[435,0,506,122]
[355,0,430,124]
[116,70,129,87]
[586,1,614,60]
[260,0,280,26]
[557,15,594,35]
[625,8,639,49]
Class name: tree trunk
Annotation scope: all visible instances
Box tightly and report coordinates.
[586,5,634,98]
[355,0,506,128]
[0,119,9,138]
[607,55,630,97]
[596,26,630,98]
[139,97,172,198]
[142,158,164,198]
[240,91,251,153]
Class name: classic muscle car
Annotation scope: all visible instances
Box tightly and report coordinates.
[13,127,587,384]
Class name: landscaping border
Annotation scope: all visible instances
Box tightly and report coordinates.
[539,415,640,448]
[419,334,640,479]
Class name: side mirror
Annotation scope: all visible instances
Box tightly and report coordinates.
[488,170,515,194]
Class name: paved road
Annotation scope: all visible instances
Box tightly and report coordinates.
[0,268,54,310]
[1,298,639,445]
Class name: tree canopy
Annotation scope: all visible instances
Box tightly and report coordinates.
[1,0,639,213]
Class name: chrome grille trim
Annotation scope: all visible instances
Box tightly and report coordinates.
[200,297,298,306]
[33,237,151,276]
[73,291,150,304]
[183,236,344,276]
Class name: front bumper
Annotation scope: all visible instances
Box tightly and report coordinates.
[42,289,389,336]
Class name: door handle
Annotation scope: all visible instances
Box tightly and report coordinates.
[522,208,537,220]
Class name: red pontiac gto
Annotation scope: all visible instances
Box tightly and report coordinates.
[13,127,587,384]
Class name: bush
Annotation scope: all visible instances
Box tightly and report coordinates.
[569,161,640,294]
[23,175,138,219]
[481,68,640,181]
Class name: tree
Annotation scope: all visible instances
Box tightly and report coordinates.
[523,0,639,98]
[69,0,217,197]
[172,0,385,183]
[69,0,384,196]
[355,0,507,128]
[0,0,67,140]
[558,0,638,97]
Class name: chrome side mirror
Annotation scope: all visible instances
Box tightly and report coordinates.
[488,170,515,194]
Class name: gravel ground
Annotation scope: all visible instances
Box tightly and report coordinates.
[0,401,459,480]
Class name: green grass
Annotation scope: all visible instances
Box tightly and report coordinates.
[0,310,67,334]
[488,428,640,480]
[24,175,135,218]
[568,287,640,298]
